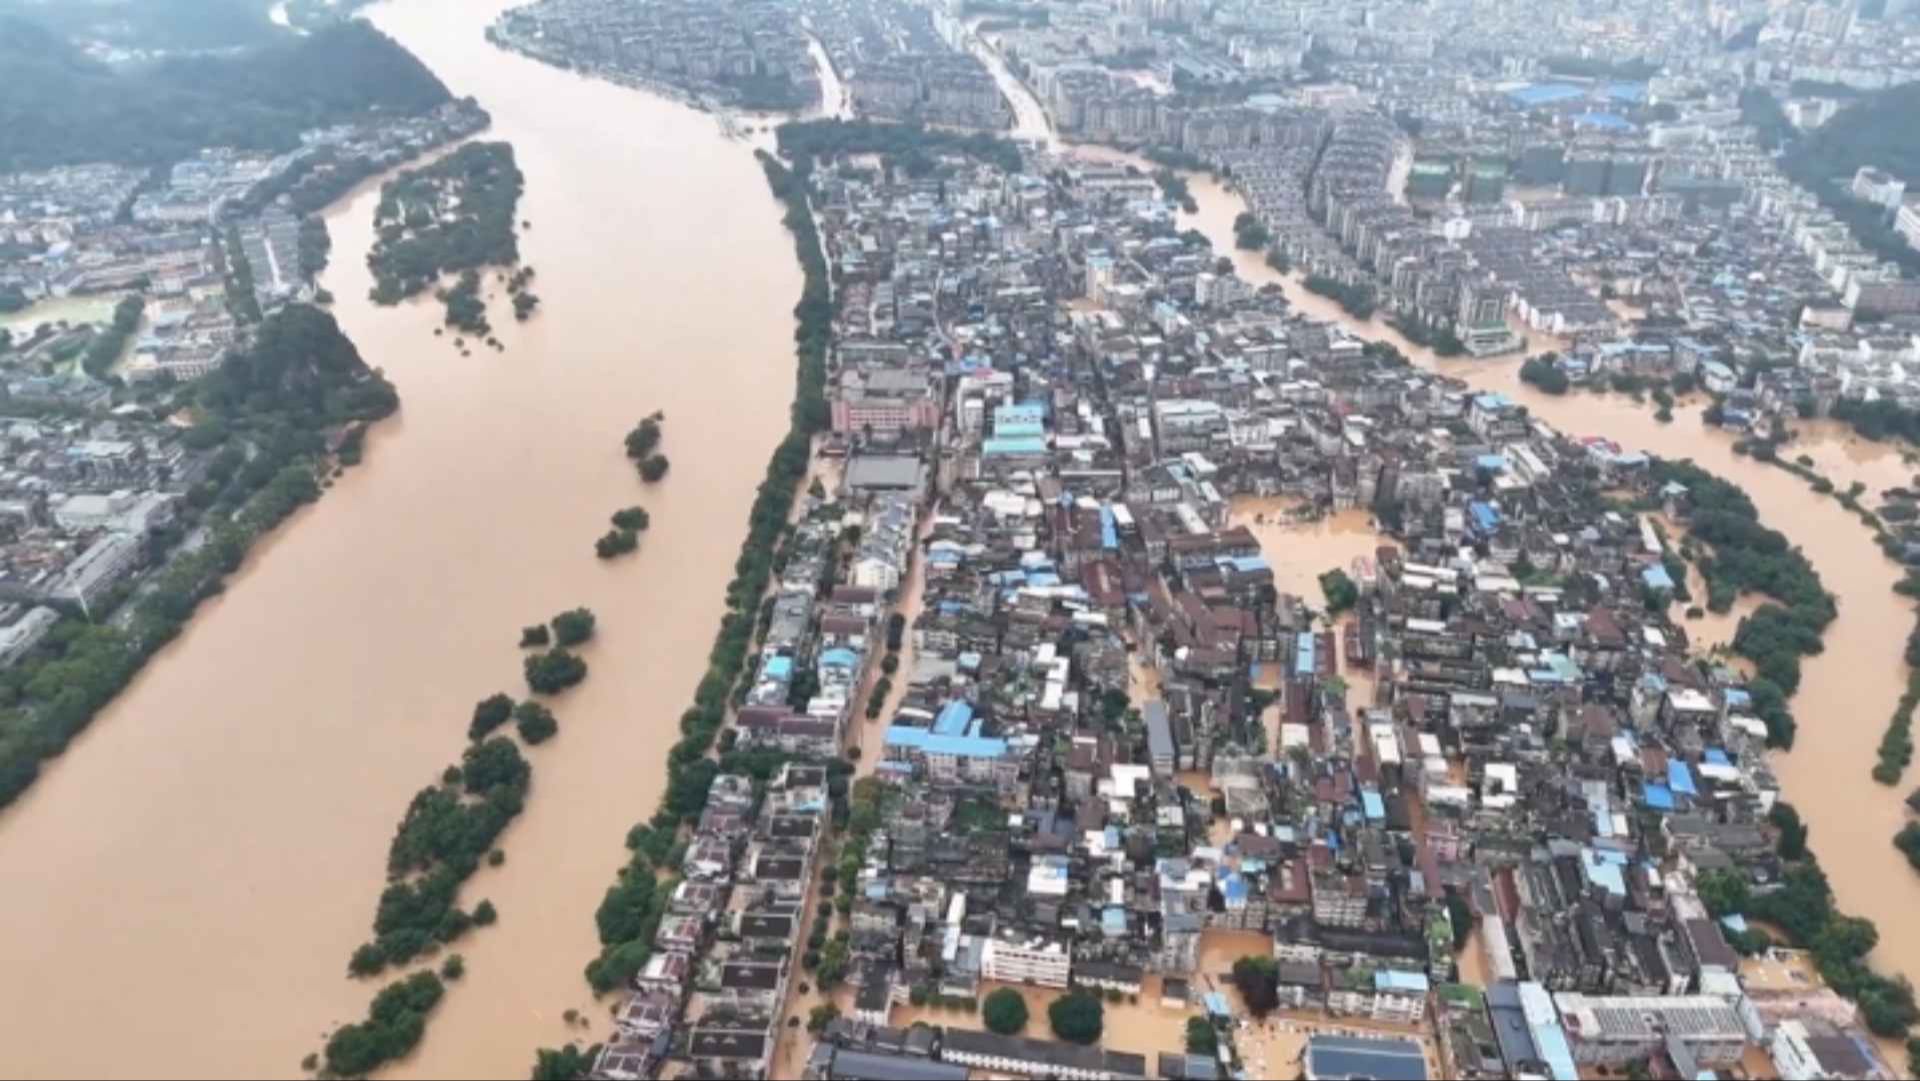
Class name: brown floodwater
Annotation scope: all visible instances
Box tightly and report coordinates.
[1229,500,1379,609]
[1171,171,1920,989]
[888,977,1197,1060]
[0,0,801,1076]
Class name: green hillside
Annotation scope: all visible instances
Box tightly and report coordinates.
[1781,81,1920,276]
[0,0,282,51]
[0,18,452,171]
[1788,81,1920,184]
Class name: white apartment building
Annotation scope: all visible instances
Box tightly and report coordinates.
[980,932,1071,988]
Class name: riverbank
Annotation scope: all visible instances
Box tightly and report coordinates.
[0,0,803,1074]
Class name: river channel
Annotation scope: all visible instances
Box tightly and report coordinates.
[0,0,800,1076]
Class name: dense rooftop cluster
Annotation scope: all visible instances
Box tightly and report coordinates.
[489,0,821,111]
[577,123,1909,1080]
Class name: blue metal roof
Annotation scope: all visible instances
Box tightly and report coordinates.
[1582,848,1627,897]
[1573,111,1632,130]
[1375,969,1430,994]
[982,435,1048,456]
[1509,83,1584,106]
[1668,759,1698,796]
[934,700,974,737]
[1362,790,1386,821]
[883,726,1007,759]
[1642,783,1675,810]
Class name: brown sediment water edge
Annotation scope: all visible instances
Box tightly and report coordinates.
[0,0,802,1076]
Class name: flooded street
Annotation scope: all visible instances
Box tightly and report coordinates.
[1228,499,1379,606]
[0,0,800,1076]
[888,977,1198,1061]
[1173,170,1920,987]
[0,292,118,337]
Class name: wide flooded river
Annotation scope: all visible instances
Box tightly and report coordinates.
[1175,171,1920,987]
[0,0,799,1076]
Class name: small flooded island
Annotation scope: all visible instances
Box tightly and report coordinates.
[367,140,534,338]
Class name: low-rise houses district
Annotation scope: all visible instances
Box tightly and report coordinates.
[581,123,1900,1080]
[0,102,486,664]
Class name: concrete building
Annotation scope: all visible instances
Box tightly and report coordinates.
[1851,166,1908,210]
[0,606,60,669]
[1143,699,1175,776]
[1768,1018,1889,1080]
[1897,202,1920,251]
[50,490,175,534]
[981,931,1071,988]
[50,532,144,611]
[880,726,1013,786]
[844,454,928,498]
[1844,273,1920,315]
[1551,992,1749,1069]
[939,1030,1147,1080]
[832,368,943,434]
[1302,1034,1429,1080]
[816,1048,969,1081]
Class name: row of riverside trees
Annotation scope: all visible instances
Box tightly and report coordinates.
[1301,273,1376,319]
[557,137,836,1026]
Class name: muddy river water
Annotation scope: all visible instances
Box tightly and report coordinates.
[0,0,802,1075]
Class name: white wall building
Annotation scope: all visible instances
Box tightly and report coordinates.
[980,933,1071,988]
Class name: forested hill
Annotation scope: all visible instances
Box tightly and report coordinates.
[0,19,452,172]
[1778,81,1920,276]
[1787,81,1920,184]
[0,0,282,51]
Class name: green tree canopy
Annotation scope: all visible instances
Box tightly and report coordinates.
[1319,568,1359,615]
[470,693,514,740]
[1185,1016,1218,1055]
[1047,990,1104,1044]
[530,1042,595,1080]
[551,608,596,647]
[514,700,558,745]
[982,987,1029,1034]
[524,648,588,694]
